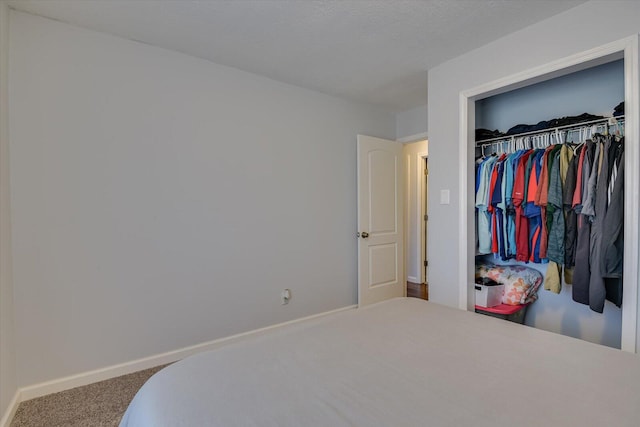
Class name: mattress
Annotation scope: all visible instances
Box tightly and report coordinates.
[120,297,640,426]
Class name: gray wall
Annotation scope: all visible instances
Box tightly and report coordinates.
[476,59,624,132]
[396,104,428,141]
[428,0,640,347]
[8,10,395,387]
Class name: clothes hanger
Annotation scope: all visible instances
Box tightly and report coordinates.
[571,139,585,155]
[580,126,588,143]
[569,129,583,152]
[555,128,564,145]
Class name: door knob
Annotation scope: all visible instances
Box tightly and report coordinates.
[360,231,369,238]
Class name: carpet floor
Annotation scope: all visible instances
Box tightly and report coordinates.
[10,365,168,427]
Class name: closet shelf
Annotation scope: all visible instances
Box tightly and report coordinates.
[475,115,625,145]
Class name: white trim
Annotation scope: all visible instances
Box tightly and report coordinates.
[621,36,640,353]
[458,36,639,352]
[19,304,357,401]
[397,132,428,144]
[458,89,466,311]
[458,91,472,310]
[461,41,625,101]
[404,144,428,286]
[0,390,20,427]
[416,151,428,284]
[404,153,412,285]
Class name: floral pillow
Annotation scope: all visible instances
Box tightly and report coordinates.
[475,264,543,305]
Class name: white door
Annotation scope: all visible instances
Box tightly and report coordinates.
[357,135,404,306]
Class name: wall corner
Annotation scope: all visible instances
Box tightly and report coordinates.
[0,0,19,422]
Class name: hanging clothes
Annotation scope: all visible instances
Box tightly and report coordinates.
[588,135,613,313]
[572,140,595,305]
[543,147,566,294]
[534,146,553,261]
[513,150,534,262]
[546,147,564,265]
[602,146,624,307]
[563,145,580,269]
[520,149,545,263]
[560,144,576,285]
[476,155,497,254]
[475,123,625,313]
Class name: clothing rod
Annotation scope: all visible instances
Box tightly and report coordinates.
[475,115,625,145]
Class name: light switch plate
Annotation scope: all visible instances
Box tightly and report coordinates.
[440,189,450,205]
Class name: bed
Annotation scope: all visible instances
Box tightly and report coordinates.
[120,298,640,426]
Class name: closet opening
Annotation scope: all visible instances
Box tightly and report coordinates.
[458,36,639,352]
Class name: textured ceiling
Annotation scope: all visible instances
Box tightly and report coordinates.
[8,0,587,112]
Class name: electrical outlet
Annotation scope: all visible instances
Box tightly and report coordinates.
[281,288,291,305]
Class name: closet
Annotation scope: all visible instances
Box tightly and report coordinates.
[473,60,625,349]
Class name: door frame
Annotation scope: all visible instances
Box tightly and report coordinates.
[401,139,428,286]
[458,35,640,352]
[417,153,428,285]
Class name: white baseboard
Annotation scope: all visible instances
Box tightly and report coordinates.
[19,304,357,402]
[0,390,21,427]
[407,276,419,284]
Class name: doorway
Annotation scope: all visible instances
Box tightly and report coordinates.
[403,140,428,299]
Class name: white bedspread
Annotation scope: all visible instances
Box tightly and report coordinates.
[120,298,640,426]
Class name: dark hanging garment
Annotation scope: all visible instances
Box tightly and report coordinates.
[573,215,591,304]
[563,147,580,267]
[572,141,595,305]
[546,149,565,265]
[602,148,624,307]
[589,136,613,313]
